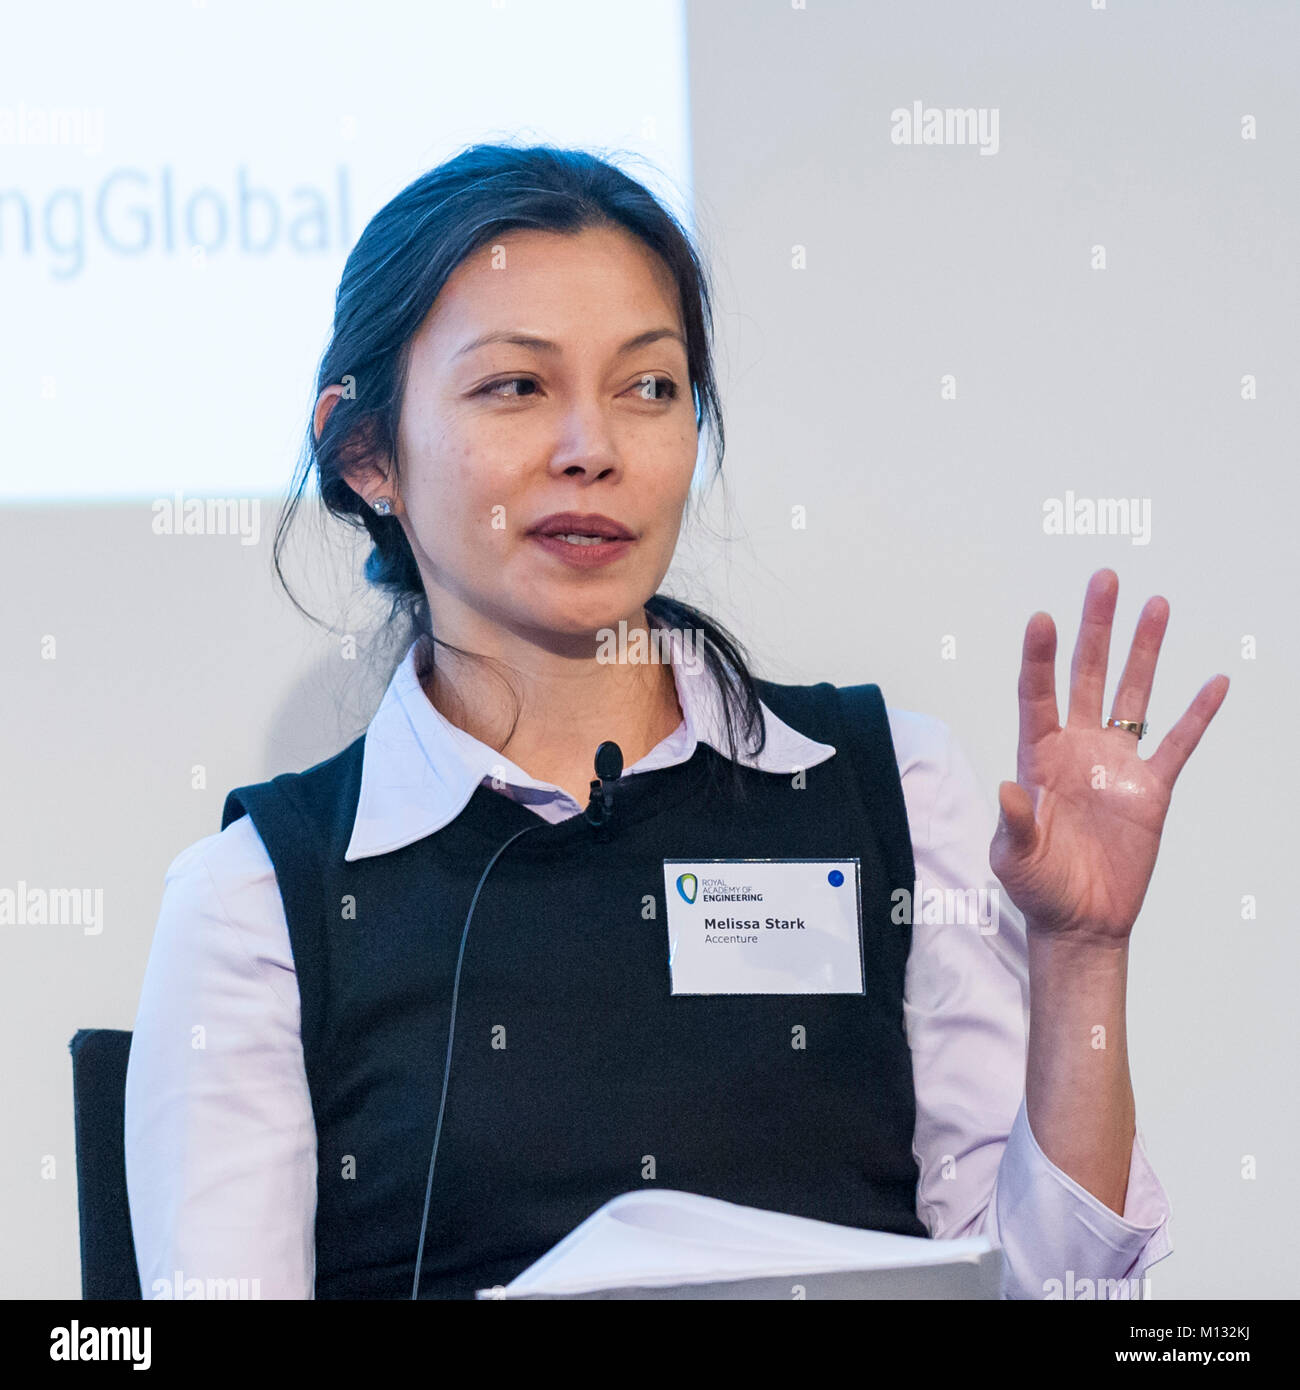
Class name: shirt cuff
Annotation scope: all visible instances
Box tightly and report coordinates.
[989,1097,1173,1300]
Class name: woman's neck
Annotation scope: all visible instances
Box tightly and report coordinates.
[416,620,686,805]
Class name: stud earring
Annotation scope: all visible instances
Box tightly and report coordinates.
[371,497,394,516]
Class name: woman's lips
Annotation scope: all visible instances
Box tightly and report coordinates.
[529,533,634,568]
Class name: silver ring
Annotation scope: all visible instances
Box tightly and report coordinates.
[1105,717,1147,739]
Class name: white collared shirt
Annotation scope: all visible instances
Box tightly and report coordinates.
[124,640,1173,1300]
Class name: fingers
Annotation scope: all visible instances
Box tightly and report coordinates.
[1109,595,1170,726]
[1018,610,1060,747]
[1146,675,1230,787]
[1067,568,1118,728]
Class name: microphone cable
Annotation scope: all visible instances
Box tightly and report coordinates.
[410,819,545,1299]
[410,741,623,1299]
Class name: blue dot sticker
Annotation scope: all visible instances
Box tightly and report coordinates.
[827,869,844,887]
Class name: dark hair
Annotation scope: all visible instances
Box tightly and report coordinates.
[274,142,767,793]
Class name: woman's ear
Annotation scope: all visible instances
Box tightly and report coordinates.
[313,383,345,442]
[314,384,401,515]
[346,462,401,516]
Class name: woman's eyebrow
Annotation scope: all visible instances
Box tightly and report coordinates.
[453,327,686,359]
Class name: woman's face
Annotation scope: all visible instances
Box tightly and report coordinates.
[377,224,699,649]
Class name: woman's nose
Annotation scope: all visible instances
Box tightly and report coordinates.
[546,403,622,480]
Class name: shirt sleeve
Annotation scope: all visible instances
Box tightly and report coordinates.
[124,815,316,1299]
[888,707,1173,1300]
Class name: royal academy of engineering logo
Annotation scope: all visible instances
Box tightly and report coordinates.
[675,872,698,904]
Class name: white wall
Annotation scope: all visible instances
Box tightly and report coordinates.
[680,0,1298,1300]
[3,0,1295,1298]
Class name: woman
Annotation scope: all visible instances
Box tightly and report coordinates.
[124,144,1228,1301]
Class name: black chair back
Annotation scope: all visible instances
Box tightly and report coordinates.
[69,1029,142,1299]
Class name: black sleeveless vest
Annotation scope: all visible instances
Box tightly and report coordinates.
[220,678,928,1299]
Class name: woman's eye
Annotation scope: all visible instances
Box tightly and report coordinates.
[630,375,679,402]
[479,377,538,399]
[476,375,678,402]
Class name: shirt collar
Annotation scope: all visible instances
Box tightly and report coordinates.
[345,630,836,861]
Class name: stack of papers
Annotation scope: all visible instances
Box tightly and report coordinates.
[476,1189,1000,1299]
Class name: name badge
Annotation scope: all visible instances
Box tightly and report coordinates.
[663,859,865,995]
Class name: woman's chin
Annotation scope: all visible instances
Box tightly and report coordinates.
[513,600,649,647]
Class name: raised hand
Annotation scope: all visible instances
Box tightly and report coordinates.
[990,568,1228,944]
